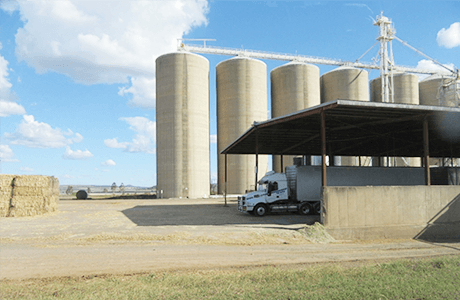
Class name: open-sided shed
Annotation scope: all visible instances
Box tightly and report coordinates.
[220,100,460,240]
[221,99,460,187]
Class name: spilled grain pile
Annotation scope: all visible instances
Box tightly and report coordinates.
[298,222,336,243]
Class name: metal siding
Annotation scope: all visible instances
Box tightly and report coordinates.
[287,165,425,202]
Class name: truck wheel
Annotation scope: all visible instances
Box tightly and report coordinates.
[254,204,268,217]
[299,203,311,215]
[313,202,321,215]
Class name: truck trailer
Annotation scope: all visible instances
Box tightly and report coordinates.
[238,165,425,217]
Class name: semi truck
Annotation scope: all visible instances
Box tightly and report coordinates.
[238,165,425,217]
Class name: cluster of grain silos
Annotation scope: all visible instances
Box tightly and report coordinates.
[155,50,458,198]
[156,52,270,197]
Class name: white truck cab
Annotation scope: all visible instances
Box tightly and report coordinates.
[238,171,312,216]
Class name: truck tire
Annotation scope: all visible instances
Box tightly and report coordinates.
[299,203,311,215]
[253,204,268,217]
[313,202,321,215]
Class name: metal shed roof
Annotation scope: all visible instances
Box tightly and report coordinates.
[221,100,460,158]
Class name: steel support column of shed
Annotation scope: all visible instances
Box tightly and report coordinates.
[423,116,431,186]
[280,155,284,173]
[321,109,327,187]
[255,129,259,191]
[224,154,227,206]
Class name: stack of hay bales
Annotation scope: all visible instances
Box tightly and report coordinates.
[0,175,59,217]
[0,175,15,217]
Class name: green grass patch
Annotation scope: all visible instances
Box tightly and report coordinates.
[1,255,459,299]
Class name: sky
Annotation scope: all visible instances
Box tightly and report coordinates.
[0,0,459,187]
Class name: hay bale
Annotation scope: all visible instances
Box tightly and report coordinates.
[12,186,49,196]
[0,175,59,217]
[9,196,45,217]
[13,175,50,187]
[76,190,88,200]
[0,175,15,217]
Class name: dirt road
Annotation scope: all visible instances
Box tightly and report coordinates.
[1,197,459,280]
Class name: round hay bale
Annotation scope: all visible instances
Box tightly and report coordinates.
[76,190,88,200]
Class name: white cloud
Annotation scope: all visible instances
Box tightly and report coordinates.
[5,115,84,148]
[210,134,217,144]
[416,59,455,80]
[416,59,453,71]
[20,166,34,173]
[63,146,93,160]
[118,77,156,109]
[6,0,209,108]
[104,116,155,154]
[0,49,25,117]
[104,138,128,149]
[0,145,19,162]
[437,22,460,49]
[72,133,84,143]
[101,159,116,166]
[0,100,26,117]
[0,49,12,95]
[0,0,19,13]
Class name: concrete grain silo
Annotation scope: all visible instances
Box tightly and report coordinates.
[371,73,419,105]
[419,75,460,166]
[217,57,269,194]
[320,66,370,166]
[419,75,447,106]
[156,52,210,199]
[371,73,420,167]
[271,62,321,172]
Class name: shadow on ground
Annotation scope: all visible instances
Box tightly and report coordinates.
[414,193,460,247]
[122,203,320,227]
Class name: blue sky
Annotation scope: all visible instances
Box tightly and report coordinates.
[0,1,459,187]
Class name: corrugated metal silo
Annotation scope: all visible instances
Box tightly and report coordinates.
[156,52,210,199]
[271,62,321,172]
[217,57,269,194]
[320,66,370,166]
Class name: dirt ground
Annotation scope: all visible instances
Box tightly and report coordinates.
[1,197,459,280]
